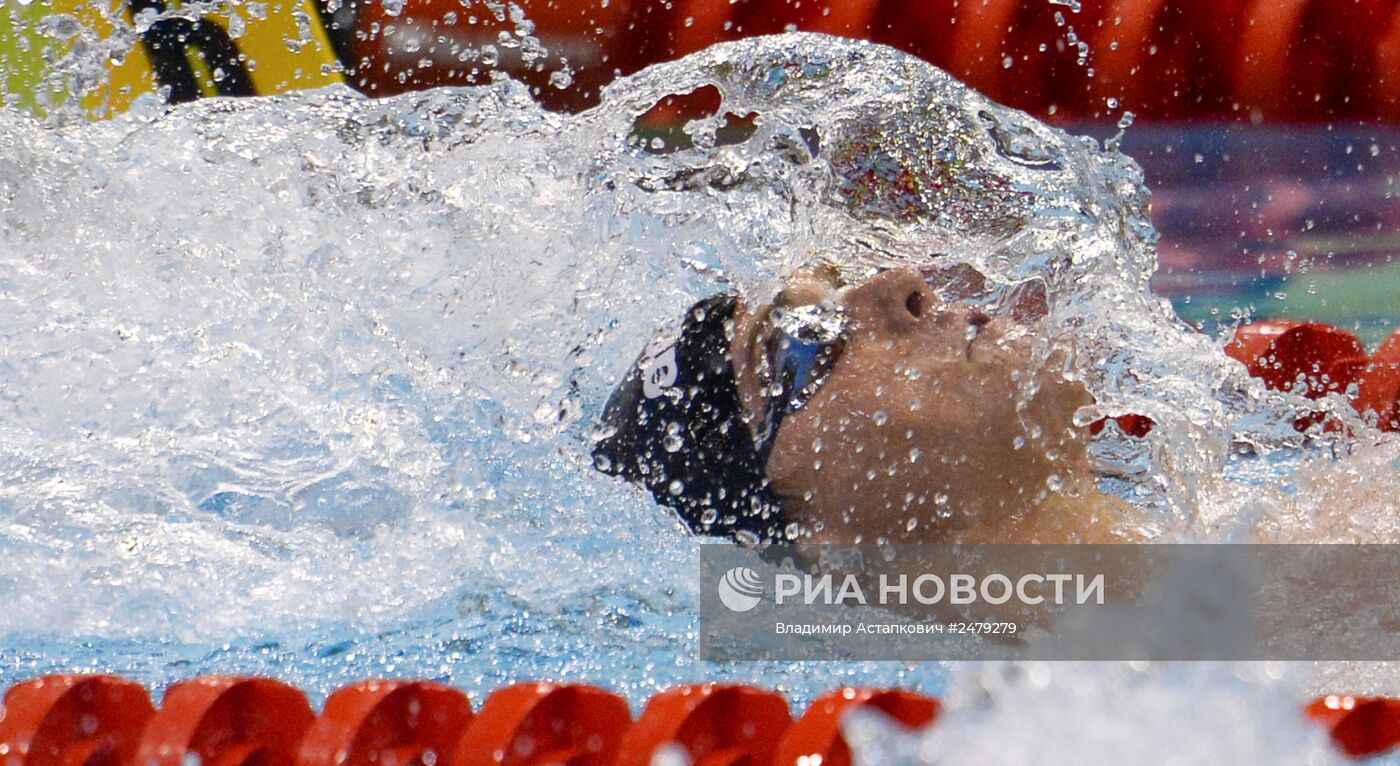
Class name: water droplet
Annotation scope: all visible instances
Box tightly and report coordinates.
[548,68,573,90]
[36,14,82,40]
[872,411,888,426]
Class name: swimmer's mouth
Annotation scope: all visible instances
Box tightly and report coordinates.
[964,309,992,361]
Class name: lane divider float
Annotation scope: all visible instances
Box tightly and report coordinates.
[0,675,154,766]
[1226,321,1400,432]
[772,688,939,766]
[137,677,313,766]
[613,684,791,766]
[1308,695,1400,757]
[452,682,630,766]
[5,675,1400,762]
[298,681,473,766]
[1088,320,1400,440]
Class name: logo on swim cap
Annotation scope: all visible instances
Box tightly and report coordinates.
[717,566,764,612]
[639,330,680,399]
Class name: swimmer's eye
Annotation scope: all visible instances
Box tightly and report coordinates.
[753,304,849,461]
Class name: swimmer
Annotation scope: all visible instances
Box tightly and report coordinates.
[593,263,1139,544]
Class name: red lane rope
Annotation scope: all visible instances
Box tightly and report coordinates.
[137,678,314,766]
[452,683,630,766]
[1225,321,1400,432]
[0,677,942,766]
[1309,696,1400,757]
[297,681,473,766]
[4,675,1400,763]
[0,676,154,766]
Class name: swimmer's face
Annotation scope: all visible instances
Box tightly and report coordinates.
[732,267,1094,543]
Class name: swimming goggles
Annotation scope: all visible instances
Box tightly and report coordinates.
[753,302,848,461]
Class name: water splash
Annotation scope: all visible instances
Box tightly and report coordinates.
[843,663,1345,765]
[1,30,1398,759]
[0,24,1362,632]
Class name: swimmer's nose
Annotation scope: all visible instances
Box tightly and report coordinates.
[841,267,939,337]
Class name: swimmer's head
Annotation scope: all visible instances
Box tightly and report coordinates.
[591,293,788,543]
[594,265,1099,544]
[732,266,1096,543]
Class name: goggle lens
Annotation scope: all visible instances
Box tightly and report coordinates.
[754,303,848,460]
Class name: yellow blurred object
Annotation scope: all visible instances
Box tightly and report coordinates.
[12,0,344,119]
[0,3,62,115]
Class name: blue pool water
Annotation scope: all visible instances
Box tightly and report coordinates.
[1,31,1398,763]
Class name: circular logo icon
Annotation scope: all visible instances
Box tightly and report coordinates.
[717,566,764,613]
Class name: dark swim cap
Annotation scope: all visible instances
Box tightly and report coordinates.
[592,293,788,543]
